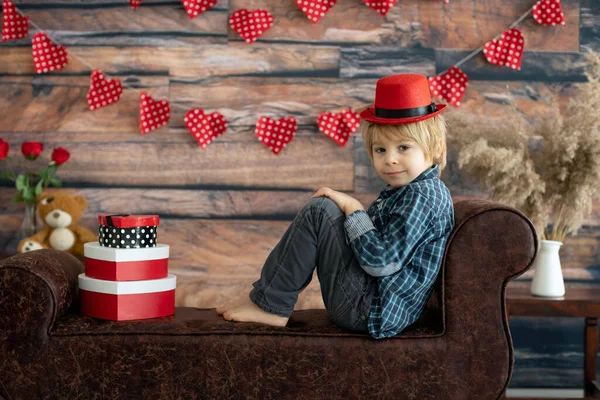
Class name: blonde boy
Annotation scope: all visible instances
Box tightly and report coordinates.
[218,74,455,339]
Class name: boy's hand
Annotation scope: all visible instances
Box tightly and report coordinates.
[311,187,364,217]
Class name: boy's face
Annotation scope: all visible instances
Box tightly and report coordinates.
[371,135,433,188]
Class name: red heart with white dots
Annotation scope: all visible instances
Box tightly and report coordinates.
[129,0,142,10]
[182,0,217,19]
[533,0,566,26]
[185,109,227,149]
[87,70,123,111]
[2,0,29,42]
[255,116,297,155]
[317,109,360,148]
[428,66,468,108]
[139,92,171,135]
[31,33,68,74]
[229,9,274,44]
[295,0,337,24]
[483,28,525,71]
[362,0,397,16]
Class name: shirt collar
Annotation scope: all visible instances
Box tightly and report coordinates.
[381,164,439,198]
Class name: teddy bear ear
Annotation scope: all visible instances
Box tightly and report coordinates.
[75,195,88,209]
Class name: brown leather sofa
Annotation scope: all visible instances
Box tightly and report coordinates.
[0,199,537,400]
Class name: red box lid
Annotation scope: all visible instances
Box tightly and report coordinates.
[98,214,160,228]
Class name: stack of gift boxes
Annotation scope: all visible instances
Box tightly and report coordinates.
[78,214,176,321]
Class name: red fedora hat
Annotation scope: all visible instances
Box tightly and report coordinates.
[359,74,446,125]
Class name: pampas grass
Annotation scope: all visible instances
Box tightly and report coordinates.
[448,49,600,242]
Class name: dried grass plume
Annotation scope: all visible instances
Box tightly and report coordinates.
[449,49,600,242]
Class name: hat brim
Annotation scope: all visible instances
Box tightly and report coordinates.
[359,103,447,125]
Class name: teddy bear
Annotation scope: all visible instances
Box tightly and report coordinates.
[18,191,98,259]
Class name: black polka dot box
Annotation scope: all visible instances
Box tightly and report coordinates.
[98,214,159,249]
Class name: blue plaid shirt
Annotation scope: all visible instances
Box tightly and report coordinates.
[344,165,454,339]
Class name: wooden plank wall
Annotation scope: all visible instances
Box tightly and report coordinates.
[1,0,599,388]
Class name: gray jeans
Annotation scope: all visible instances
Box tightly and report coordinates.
[249,197,377,333]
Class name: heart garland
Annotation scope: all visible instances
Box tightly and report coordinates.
[185,109,227,149]
[428,66,468,108]
[532,0,566,26]
[229,9,274,44]
[295,0,337,24]
[87,70,123,111]
[483,28,525,70]
[139,92,171,135]
[129,0,142,10]
[255,116,297,155]
[182,0,218,19]
[2,0,29,42]
[362,0,398,16]
[31,32,68,74]
[317,108,360,147]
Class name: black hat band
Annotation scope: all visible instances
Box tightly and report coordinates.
[374,102,437,119]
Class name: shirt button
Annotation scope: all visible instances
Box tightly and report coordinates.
[361,315,366,321]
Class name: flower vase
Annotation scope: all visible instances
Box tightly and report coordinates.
[3,202,38,254]
[530,240,565,298]
[20,202,38,239]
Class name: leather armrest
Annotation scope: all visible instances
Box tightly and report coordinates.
[443,198,539,334]
[0,249,84,339]
[451,198,538,281]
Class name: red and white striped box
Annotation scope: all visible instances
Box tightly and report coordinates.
[84,242,169,281]
[78,273,176,321]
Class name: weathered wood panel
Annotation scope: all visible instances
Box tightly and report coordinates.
[1,188,599,271]
[340,47,436,79]
[1,77,576,134]
[0,131,355,188]
[581,0,600,52]
[442,80,576,119]
[0,76,169,132]
[0,188,378,219]
[1,0,580,50]
[0,0,228,46]
[227,0,405,45]
[0,77,373,131]
[0,46,340,77]
[169,77,374,127]
[4,187,600,229]
[418,0,580,51]
[435,50,588,82]
[340,48,588,82]
[226,0,579,50]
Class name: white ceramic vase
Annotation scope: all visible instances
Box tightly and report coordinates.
[530,240,565,298]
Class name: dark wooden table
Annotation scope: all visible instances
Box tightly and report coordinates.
[506,285,600,399]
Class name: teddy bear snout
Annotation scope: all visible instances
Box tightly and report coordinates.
[44,209,73,228]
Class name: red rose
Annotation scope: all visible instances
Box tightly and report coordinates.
[0,139,9,160]
[51,147,70,166]
[21,142,43,160]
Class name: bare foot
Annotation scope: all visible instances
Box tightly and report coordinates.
[216,296,289,327]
